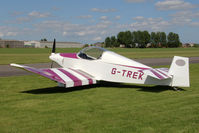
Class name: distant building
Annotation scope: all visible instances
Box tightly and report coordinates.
[0,39,83,48]
[40,41,83,48]
[0,40,24,48]
[93,42,104,47]
[120,44,125,48]
[24,41,40,48]
[146,43,152,48]
[183,43,194,47]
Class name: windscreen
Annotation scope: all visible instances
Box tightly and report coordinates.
[78,47,107,60]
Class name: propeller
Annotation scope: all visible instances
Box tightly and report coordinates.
[51,39,56,68]
[52,38,56,53]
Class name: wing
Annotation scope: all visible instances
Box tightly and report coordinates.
[139,68,171,80]
[10,63,96,88]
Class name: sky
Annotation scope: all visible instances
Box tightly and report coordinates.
[0,0,199,44]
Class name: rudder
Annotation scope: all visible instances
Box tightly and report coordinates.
[168,56,190,87]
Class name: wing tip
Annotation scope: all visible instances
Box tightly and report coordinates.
[10,63,24,68]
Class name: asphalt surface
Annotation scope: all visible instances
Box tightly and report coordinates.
[0,57,199,77]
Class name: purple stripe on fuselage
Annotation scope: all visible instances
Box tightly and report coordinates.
[43,69,65,84]
[60,53,78,59]
[68,68,93,84]
[118,64,149,70]
[150,69,165,80]
[58,68,82,86]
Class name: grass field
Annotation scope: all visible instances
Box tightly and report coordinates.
[0,63,199,133]
[0,47,199,64]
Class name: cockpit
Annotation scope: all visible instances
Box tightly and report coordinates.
[78,46,107,60]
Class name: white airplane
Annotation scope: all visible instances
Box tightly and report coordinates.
[11,39,190,90]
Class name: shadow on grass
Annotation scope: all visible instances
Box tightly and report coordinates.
[22,81,185,94]
[21,84,97,94]
[97,81,185,92]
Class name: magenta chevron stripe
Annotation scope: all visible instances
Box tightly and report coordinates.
[68,68,93,84]
[150,69,164,80]
[159,68,169,72]
[58,68,82,86]
[43,69,65,84]
[25,67,65,84]
[156,69,169,78]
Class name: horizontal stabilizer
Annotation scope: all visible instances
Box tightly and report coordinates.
[139,68,171,80]
[10,63,96,88]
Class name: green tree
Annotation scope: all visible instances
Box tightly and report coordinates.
[143,30,150,47]
[105,37,111,47]
[150,32,156,47]
[160,32,167,47]
[117,31,133,48]
[117,31,125,46]
[167,32,181,47]
[110,36,119,47]
[132,31,138,46]
[150,32,166,48]
[155,32,161,47]
[41,38,47,41]
[83,44,89,48]
[133,31,148,48]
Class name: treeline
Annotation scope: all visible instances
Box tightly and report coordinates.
[105,31,181,48]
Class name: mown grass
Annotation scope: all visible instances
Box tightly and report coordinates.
[0,47,199,64]
[0,63,199,133]
[0,48,81,65]
[111,47,199,59]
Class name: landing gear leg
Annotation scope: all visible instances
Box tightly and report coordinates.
[173,87,181,91]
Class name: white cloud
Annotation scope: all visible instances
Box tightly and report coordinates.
[28,11,51,18]
[190,22,199,26]
[62,31,68,36]
[133,16,145,20]
[16,17,32,23]
[0,32,4,37]
[29,19,116,43]
[169,10,199,25]
[100,16,108,20]
[6,32,17,36]
[78,15,92,19]
[2,11,199,43]
[10,11,24,16]
[100,31,107,35]
[131,17,170,31]
[115,16,121,20]
[124,0,148,3]
[91,8,117,13]
[155,0,197,11]
[171,10,199,19]
[11,11,53,24]
[0,26,18,37]
[75,31,86,36]
[93,36,102,41]
[51,6,60,11]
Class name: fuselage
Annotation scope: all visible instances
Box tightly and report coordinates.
[49,49,172,86]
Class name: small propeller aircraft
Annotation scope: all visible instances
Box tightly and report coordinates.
[11,39,190,90]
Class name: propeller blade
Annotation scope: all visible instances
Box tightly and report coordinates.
[51,38,56,68]
[52,38,56,53]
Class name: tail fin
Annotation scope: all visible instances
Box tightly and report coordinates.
[169,56,190,87]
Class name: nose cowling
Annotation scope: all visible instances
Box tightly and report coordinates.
[49,53,64,66]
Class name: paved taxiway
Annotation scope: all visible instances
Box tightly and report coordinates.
[0,57,199,77]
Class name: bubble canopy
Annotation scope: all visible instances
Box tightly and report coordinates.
[78,46,107,60]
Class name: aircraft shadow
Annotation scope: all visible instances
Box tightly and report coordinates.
[21,81,185,94]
